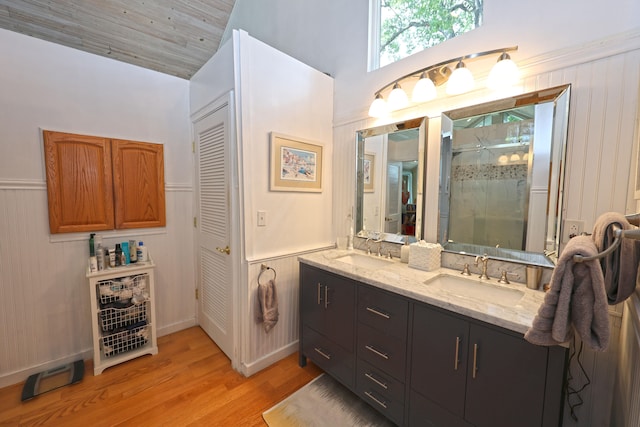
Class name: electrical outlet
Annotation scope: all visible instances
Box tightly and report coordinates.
[562,219,585,243]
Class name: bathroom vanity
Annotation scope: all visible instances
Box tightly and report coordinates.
[298,250,567,427]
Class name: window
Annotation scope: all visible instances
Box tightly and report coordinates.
[370,0,484,70]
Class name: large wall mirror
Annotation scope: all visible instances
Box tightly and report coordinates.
[356,117,427,243]
[439,84,571,267]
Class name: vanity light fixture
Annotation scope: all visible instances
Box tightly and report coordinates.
[446,60,474,95]
[368,46,519,118]
[487,52,520,90]
[388,82,409,111]
[412,72,437,102]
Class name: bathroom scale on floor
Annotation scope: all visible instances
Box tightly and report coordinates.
[21,360,84,401]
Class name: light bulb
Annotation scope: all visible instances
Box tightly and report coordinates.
[412,73,437,103]
[446,61,474,95]
[387,82,409,110]
[488,52,519,90]
[368,93,388,118]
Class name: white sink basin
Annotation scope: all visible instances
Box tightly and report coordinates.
[335,253,393,269]
[424,274,525,305]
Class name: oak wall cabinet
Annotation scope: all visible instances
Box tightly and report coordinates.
[43,130,165,233]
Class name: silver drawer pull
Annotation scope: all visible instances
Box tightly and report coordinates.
[365,372,388,389]
[472,343,479,379]
[365,345,389,360]
[366,306,391,319]
[364,391,388,409]
[454,336,461,371]
[314,347,331,360]
[317,283,322,305]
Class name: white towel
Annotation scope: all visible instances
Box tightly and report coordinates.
[257,279,279,333]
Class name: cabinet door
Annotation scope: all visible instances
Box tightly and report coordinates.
[411,304,468,417]
[43,131,114,233]
[112,139,166,229]
[465,324,548,427]
[300,265,328,332]
[300,265,355,352]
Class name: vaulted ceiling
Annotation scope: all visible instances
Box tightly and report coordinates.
[0,0,236,79]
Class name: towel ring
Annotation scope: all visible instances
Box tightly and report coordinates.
[258,264,276,285]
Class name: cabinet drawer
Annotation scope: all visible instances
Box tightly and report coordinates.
[357,323,406,381]
[358,285,408,339]
[356,380,404,426]
[357,358,405,403]
[302,325,354,388]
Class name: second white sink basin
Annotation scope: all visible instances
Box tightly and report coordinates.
[335,253,393,269]
[424,274,525,306]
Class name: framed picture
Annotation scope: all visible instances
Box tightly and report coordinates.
[364,153,375,192]
[270,133,323,192]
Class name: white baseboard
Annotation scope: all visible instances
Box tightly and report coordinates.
[0,319,197,389]
[157,318,197,338]
[0,348,93,389]
[241,341,299,377]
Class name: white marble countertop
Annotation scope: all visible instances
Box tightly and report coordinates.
[299,249,548,335]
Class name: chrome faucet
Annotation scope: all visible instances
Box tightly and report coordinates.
[365,238,383,256]
[474,254,490,280]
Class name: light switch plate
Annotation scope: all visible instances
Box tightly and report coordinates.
[257,210,266,227]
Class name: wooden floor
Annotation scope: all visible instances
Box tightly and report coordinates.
[0,327,322,426]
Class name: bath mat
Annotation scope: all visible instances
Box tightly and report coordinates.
[263,374,395,426]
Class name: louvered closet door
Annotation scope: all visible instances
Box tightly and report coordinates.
[195,103,234,360]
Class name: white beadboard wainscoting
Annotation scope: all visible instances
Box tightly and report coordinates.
[332,38,639,427]
[612,296,640,426]
[0,181,195,388]
[242,248,331,376]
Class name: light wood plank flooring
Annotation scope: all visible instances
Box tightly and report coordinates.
[0,326,322,426]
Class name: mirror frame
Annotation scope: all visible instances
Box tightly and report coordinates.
[356,117,428,242]
[438,84,571,267]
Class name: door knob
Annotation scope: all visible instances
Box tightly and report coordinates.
[216,246,230,255]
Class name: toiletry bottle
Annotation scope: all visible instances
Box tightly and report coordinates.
[129,240,137,263]
[94,235,104,271]
[115,244,122,267]
[96,243,105,271]
[122,241,130,264]
[89,233,97,272]
[109,248,116,268]
[137,241,148,262]
[347,227,354,250]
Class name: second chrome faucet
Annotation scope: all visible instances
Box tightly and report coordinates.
[474,254,490,280]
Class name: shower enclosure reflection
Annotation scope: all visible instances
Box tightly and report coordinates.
[439,85,571,265]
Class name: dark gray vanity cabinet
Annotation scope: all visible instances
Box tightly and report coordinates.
[355,285,409,425]
[410,303,567,427]
[299,264,356,388]
[299,262,567,427]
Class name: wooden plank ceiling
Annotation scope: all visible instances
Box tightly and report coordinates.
[0,0,236,79]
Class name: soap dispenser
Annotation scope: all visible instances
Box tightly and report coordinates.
[400,236,410,263]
